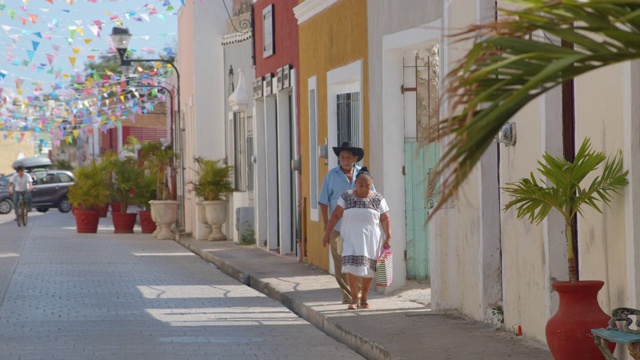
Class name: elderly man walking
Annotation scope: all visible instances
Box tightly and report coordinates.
[318,141,366,304]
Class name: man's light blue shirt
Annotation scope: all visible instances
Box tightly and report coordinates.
[318,165,364,232]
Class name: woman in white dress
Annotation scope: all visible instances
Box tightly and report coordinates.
[322,167,391,309]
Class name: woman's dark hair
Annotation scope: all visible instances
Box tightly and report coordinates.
[356,167,372,180]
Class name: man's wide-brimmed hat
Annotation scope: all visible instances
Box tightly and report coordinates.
[333,141,364,162]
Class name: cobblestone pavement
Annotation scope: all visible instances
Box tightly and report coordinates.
[0,212,363,359]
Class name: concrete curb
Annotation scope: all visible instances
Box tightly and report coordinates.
[175,236,394,360]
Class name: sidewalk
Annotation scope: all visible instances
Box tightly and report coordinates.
[174,235,552,360]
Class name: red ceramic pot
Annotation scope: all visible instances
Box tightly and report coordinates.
[546,280,614,359]
[138,210,156,234]
[111,202,122,214]
[73,208,100,233]
[97,204,109,218]
[112,211,137,234]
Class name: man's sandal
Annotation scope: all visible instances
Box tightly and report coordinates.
[358,302,370,309]
[347,303,358,310]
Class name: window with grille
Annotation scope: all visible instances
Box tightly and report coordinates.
[233,111,247,191]
[336,92,361,149]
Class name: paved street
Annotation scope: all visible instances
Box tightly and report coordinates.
[0,211,363,359]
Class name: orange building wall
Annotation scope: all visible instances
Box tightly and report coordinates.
[299,0,369,270]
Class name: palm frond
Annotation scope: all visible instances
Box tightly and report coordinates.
[430,0,640,212]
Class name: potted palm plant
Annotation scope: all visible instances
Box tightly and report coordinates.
[138,141,178,240]
[104,155,142,233]
[133,171,158,234]
[189,156,234,241]
[502,138,628,359]
[67,161,110,233]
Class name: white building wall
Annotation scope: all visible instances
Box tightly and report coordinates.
[368,0,444,292]
[184,2,229,238]
[575,64,628,312]
[437,0,640,346]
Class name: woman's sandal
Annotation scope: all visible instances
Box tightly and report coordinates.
[347,303,358,310]
[358,302,370,309]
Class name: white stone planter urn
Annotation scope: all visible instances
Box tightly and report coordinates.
[196,200,212,240]
[149,200,160,237]
[151,200,178,240]
[203,200,227,241]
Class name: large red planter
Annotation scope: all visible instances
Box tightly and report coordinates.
[74,208,100,233]
[138,210,156,234]
[546,280,614,359]
[112,212,137,233]
[111,202,122,214]
[97,204,109,218]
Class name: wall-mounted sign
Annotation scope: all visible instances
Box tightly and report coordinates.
[264,73,273,96]
[276,67,283,91]
[253,77,263,99]
[282,64,291,89]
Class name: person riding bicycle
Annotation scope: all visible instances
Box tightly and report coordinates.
[8,165,33,217]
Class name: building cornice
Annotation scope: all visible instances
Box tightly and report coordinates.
[293,0,337,25]
[222,31,252,46]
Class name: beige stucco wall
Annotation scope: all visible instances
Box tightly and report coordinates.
[431,0,640,349]
[500,97,552,340]
[575,64,628,312]
[0,135,35,174]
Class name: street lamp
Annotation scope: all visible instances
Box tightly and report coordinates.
[127,83,175,147]
[111,26,185,232]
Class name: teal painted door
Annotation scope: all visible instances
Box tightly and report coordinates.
[404,140,437,280]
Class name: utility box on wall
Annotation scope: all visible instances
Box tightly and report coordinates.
[236,206,255,244]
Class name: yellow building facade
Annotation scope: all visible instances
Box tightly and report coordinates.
[297,0,370,270]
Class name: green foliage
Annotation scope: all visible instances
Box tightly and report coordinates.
[190,156,234,201]
[133,171,158,211]
[491,305,504,325]
[103,154,143,213]
[50,158,74,171]
[67,161,110,210]
[503,138,628,281]
[138,141,177,200]
[431,0,640,215]
[240,223,256,245]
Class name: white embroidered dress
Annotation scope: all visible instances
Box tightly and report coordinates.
[338,190,389,278]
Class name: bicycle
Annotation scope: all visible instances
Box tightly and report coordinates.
[15,191,28,227]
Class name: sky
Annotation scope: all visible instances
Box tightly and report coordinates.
[0,0,180,147]
[0,0,178,96]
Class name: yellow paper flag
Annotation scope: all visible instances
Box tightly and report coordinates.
[68,56,76,67]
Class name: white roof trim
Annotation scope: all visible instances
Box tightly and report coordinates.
[222,32,252,46]
[293,0,337,25]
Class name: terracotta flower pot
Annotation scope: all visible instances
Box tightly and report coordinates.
[97,204,109,218]
[111,202,121,214]
[545,280,614,359]
[74,208,100,233]
[138,210,157,234]
[112,212,137,234]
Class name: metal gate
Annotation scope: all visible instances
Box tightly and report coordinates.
[402,45,439,280]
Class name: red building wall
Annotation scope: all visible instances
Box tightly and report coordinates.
[253,0,300,98]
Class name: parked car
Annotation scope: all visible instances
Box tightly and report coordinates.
[0,170,74,215]
[0,174,11,215]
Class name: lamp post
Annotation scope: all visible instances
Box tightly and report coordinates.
[127,83,175,147]
[111,26,185,232]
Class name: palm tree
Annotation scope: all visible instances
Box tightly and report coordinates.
[430,0,640,212]
[502,138,627,282]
